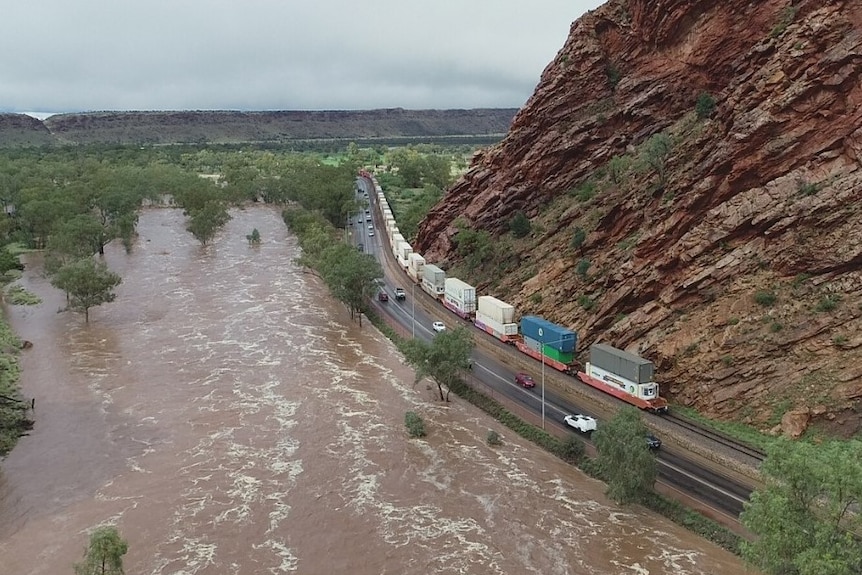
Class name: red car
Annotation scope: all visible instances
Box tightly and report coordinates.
[378,291,389,302]
[515,373,536,388]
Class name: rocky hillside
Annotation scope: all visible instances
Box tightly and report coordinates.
[415,0,862,437]
[0,108,516,147]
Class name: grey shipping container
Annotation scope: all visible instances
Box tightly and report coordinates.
[522,336,542,353]
[589,343,654,384]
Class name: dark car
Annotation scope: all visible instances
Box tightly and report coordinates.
[378,291,389,302]
[646,433,662,450]
[515,373,536,388]
[356,243,364,252]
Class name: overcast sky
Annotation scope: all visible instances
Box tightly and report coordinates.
[1,1,603,116]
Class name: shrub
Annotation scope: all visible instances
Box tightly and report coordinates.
[770,6,797,38]
[486,430,502,446]
[578,295,594,310]
[770,322,783,333]
[570,181,596,202]
[570,227,586,251]
[556,435,585,464]
[605,63,622,88]
[695,92,716,119]
[754,290,777,307]
[404,411,426,438]
[576,258,590,278]
[727,317,740,325]
[530,292,543,305]
[815,294,840,312]
[509,211,531,238]
[797,181,819,196]
[833,335,848,346]
[721,355,735,366]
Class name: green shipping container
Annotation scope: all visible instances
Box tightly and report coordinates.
[542,345,574,364]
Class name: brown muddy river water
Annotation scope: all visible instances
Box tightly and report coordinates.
[0,207,755,574]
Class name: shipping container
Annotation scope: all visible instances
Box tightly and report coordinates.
[398,242,413,263]
[408,253,425,272]
[519,316,577,353]
[391,232,405,250]
[422,264,446,286]
[477,296,516,325]
[474,311,519,340]
[541,346,574,364]
[444,278,476,306]
[589,344,654,383]
[522,335,542,352]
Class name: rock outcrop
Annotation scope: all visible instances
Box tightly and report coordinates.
[414,0,862,436]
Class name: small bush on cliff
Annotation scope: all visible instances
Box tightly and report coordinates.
[770,6,797,38]
[509,211,531,238]
[486,430,502,446]
[605,62,622,89]
[754,290,777,307]
[695,92,716,119]
[570,227,587,252]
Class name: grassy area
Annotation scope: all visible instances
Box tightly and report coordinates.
[0,314,31,457]
[672,405,778,452]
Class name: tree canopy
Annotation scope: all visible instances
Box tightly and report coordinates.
[51,258,122,323]
[74,525,128,575]
[402,326,474,402]
[741,439,862,575]
[591,406,657,505]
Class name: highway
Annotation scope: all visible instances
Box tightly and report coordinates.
[352,177,755,526]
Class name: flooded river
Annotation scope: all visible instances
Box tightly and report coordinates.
[0,207,755,574]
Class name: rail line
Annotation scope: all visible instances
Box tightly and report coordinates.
[664,412,766,464]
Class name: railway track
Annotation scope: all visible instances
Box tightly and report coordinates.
[664,412,766,465]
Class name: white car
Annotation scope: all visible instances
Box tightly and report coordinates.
[563,414,597,433]
[368,230,374,237]
[432,321,446,333]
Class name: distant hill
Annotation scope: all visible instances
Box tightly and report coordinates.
[0,108,518,147]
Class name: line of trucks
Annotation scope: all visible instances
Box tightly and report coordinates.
[359,171,669,414]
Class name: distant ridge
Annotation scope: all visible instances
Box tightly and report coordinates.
[0,108,518,147]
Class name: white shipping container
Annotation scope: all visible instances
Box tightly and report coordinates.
[398,242,413,261]
[391,233,405,251]
[477,295,516,325]
[422,264,446,286]
[408,253,426,273]
[474,311,519,337]
[444,278,476,304]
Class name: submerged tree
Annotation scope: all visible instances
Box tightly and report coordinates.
[51,258,122,323]
[186,201,231,245]
[74,525,128,575]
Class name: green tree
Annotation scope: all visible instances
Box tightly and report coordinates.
[0,247,24,276]
[741,440,862,575]
[74,526,128,575]
[643,132,672,185]
[509,211,531,238]
[319,244,383,326]
[186,201,231,245]
[51,258,122,323]
[403,326,474,402]
[592,407,657,504]
[246,228,261,245]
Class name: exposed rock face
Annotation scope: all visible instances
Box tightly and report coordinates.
[0,108,516,146]
[415,0,862,435]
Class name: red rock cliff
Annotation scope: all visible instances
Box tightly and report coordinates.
[414,0,862,436]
